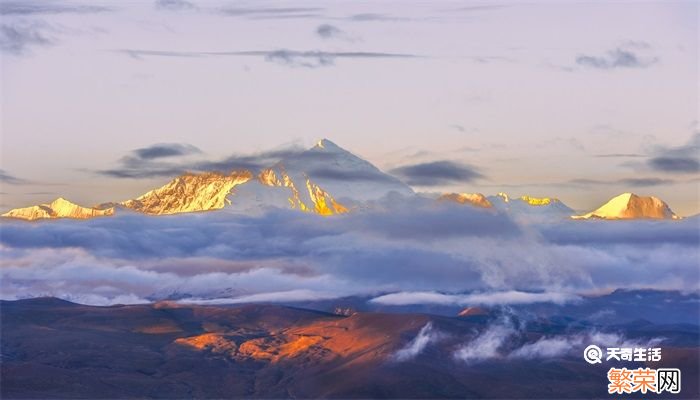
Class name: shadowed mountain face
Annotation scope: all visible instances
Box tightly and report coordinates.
[2,298,698,399]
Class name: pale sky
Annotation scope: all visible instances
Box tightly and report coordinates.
[1,0,698,214]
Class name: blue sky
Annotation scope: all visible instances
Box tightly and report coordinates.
[1,0,698,214]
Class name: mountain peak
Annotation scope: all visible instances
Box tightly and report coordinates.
[2,198,114,221]
[519,195,560,206]
[312,138,343,151]
[497,192,510,202]
[50,197,74,207]
[573,192,679,220]
[438,193,493,208]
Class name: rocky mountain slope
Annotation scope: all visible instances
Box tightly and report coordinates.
[2,297,697,399]
[121,171,253,215]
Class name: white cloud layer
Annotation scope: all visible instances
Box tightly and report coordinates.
[370,290,580,306]
[0,205,698,305]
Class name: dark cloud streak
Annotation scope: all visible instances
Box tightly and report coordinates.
[96,144,306,179]
[216,7,323,19]
[316,24,344,39]
[648,134,700,174]
[649,157,700,173]
[576,47,657,70]
[134,143,201,160]
[116,49,419,68]
[389,161,485,186]
[0,170,28,185]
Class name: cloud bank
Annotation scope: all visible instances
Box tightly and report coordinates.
[0,199,698,305]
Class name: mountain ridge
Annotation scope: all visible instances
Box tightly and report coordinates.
[0,141,683,221]
[1,197,114,221]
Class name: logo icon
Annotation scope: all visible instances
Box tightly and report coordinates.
[584,344,603,364]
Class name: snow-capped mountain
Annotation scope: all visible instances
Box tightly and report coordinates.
[224,139,412,215]
[2,140,413,219]
[120,171,253,215]
[573,193,679,220]
[438,193,493,208]
[1,198,114,221]
[280,139,414,202]
[487,192,574,220]
[0,142,683,222]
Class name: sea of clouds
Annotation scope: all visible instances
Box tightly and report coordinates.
[0,201,698,305]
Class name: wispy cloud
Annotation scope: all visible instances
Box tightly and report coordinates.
[509,336,581,359]
[116,48,419,68]
[316,24,345,40]
[0,20,53,55]
[346,13,401,22]
[451,4,512,12]
[265,49,334,68]
[618,178,674,187]
[650,157,700,173]
[454,321,516,363]
[154,0,195,11]
[453,317,665,364]
[371,291,580,306]
[509,331,663,360]
[568,177,676,187]
[393,322,441,361]
[576,44,658,70]
[216,6,323,19]
[133,143,201,160]
[594,153,646,158]
[98,143,204,178]
[97,143,305,179]
[185,289,339,305]
[0,1,112,15]
[0,169,29,185]
[389,160,484,186]
[449,124,467,133]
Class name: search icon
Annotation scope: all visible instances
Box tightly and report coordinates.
[584,345,603,364]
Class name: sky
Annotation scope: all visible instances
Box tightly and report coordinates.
[0,0,698,215]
